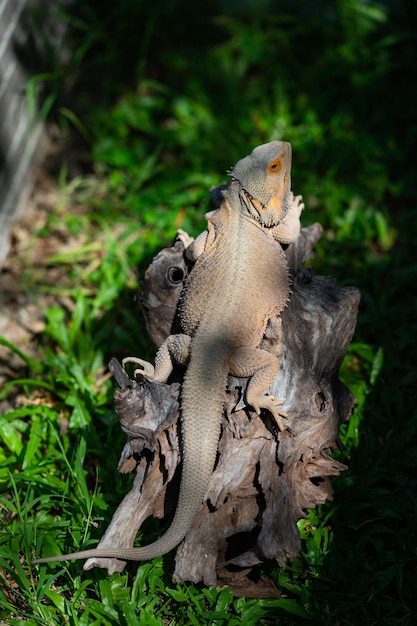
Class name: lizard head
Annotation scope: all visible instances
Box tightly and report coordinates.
[228,141,292,226]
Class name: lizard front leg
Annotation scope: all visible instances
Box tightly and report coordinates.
[229,346,288,432]
[175,228,195,251]
[272,192,304,244]
[183,230,208,261]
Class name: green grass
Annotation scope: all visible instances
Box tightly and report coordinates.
[1,0,417,623]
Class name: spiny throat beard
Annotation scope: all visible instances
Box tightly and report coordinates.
[241,188,281,228]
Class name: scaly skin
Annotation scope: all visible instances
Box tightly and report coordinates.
[33,141,303,565]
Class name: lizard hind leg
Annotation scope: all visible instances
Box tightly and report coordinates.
[229,346,288,432]
[122,356,155,380]
[123,333,192,384]
[153,333,192,382]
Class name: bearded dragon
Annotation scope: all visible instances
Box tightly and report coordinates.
[34,141,304,565]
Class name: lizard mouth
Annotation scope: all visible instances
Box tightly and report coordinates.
[241,186,276,227]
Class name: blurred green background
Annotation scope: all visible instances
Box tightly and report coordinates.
[1,0,416,623]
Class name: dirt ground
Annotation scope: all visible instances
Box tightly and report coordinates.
[0,128,89,410]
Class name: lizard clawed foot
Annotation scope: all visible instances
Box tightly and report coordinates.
[290,192,305,217]
[122,356,155,381]
[176,229,195,250]
[250,394,288,432]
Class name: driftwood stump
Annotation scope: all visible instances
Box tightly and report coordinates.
[84,220,360,598]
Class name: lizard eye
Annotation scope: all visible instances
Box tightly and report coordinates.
[268,158,282,174]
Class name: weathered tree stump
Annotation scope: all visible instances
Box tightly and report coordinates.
[84,219,360,598]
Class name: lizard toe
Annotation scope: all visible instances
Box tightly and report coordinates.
[122,356,155,380]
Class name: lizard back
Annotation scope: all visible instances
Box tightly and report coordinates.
[181,184,290,347]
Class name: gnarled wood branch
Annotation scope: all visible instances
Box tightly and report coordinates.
[84,222,360,598]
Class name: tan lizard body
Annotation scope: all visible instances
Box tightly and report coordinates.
[34,141,303,565]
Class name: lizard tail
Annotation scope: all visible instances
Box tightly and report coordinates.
[33,340,228,565]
